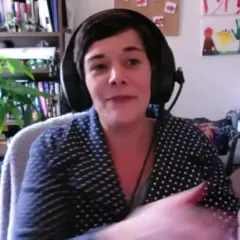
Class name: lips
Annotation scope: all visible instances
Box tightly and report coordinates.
[106,95,136,103]
[110,95,134,100]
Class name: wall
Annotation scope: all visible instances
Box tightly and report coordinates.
[66,0,240,120]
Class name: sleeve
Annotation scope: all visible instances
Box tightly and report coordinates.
[12,127,72,240]
[191,128,240,235]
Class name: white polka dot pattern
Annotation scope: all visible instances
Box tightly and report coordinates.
[13,107,240,239]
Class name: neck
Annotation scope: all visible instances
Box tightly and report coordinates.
[100,116,155,155]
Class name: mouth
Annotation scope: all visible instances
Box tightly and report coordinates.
[106,95,137,103]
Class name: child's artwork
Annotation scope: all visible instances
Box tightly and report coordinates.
[153,16,165,27]
[202,0,240,15]
[164,1,177,14]
[136,0,147,7]
[201,18,240,56]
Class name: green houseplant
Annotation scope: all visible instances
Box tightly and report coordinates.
[0,55,52,134]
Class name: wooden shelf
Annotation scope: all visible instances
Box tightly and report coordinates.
[2,68,59,81]
[0,32,61,37]
[0,32,62,48]
[4,120,20,126]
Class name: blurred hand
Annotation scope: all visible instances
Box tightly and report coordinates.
[96,183,230,240]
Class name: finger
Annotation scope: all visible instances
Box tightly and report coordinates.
[133,182,208,215]
[162,182,208,207]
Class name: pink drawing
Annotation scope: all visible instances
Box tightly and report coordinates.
[203,0,209,13]
[136,0,147,7]
[153,16,165,27]
[203,0,240,15]
[164,1,177,14]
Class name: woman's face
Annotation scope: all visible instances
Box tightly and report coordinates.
[84,29,151,127]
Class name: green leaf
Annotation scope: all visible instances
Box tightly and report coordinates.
[23,66,34,80]
[0,102,7,134]
[10,107,24,128]
[6,59,34,80]
[7,60,15,74]
[6,58,24,72]
[0,79,52,98]
[0,64,3,72]
[0,56,55,131]
[23,105,33,126]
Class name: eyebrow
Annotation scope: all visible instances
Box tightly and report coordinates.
[86,46,144,62]
[123,46,143,52]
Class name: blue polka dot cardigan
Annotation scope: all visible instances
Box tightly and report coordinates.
[13,107,240,239]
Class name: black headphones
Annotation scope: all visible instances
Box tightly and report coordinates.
[60,9,185,113]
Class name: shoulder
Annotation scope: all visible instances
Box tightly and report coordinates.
[160,113,217,156]
[162,113,206,139]
[30,109,94,167]
[32,110,90,142]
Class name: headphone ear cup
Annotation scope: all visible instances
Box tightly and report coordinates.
[60,25,93,112]
[60,55,91,112]
[60,57,92,112]
[160,72,175,103]
[150,44,176,105]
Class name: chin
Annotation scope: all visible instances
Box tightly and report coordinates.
[105,109,144,127]
[97,100,148,127]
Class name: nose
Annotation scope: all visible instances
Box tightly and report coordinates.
[108,64,128,86]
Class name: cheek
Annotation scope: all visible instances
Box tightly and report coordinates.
[85,78,105,103]
[137,68,152,105]
[136,68,152,93]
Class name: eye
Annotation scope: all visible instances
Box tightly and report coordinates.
[127,58,140,66]
[91,63,107,71]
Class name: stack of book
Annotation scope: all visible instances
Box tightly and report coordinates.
[0,0,58,32]
[5,81,61,122]
[0,141,7,159]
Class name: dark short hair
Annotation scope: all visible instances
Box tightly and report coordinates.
[75,9,168,76]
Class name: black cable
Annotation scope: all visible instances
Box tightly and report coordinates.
[130,67,185,206]
[167,84,183,112]
[168,67,185,112]
[130,105,164,206]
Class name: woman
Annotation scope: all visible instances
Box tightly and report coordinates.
[13,9,239,240]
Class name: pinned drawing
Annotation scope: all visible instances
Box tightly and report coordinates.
[202,27,218,54]
[153,16,165,27]
[202,0,240,15]
[201,18,240,56]
[164,1,177,14]
[136,0,147,7]
[114,0,180,36]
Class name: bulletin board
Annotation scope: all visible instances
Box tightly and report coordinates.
[114,0,180,36]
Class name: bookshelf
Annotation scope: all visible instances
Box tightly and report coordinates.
[0,0,68,155]
[2,68,60,80]
[0,32,61,37]
[0,2,65,51]
[0,0,66,69]
[0,141,7,159]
